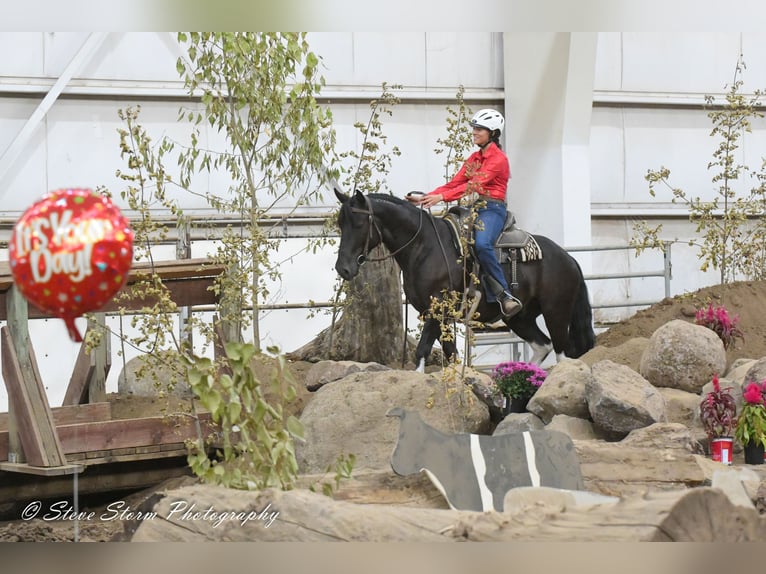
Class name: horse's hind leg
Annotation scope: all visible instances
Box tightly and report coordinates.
[506,316,553,365]
[414,318,442,373]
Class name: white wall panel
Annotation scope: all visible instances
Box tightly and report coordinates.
[0,99,48,206]
[593,32,621,91]
[42,32,91,77]
[589,107,625,203]
[425,33,503,88]
[79,32,181,82]
[0,33,44,76]
[621,33,742,93]
[350,33,426,87]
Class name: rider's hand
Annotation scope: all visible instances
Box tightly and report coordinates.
[415,193,443,208]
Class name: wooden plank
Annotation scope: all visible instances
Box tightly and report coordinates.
[0,402,112,431]
[62,334,96,406]
[1,325,66,466]
[89,313,109,403]
[0,457,193,505]
[0,412,214,460]
[0,259,226,320]
[0,461,83,476]
[76,447,190,466]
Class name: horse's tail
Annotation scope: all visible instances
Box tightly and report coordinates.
[568,263,596,358]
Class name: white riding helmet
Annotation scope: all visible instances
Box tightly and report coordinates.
[470,108,505,134]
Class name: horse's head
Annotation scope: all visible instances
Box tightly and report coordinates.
[334,188,381,280]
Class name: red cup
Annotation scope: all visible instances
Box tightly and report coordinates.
[711,437,733,465]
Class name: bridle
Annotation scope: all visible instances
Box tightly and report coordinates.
[347,194,424,265]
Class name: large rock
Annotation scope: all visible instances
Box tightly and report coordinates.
[587,360,667,437]
[492,412,544,436]
[296,369,488,473]
[620,422,703,454]
[578,338,649,372]
[657,387,704,427]
[639,320,727,393]
[304,360,390,391]
[743,357,766,387]
[526,358,591,423]
[546,414,600,441]
[725,359,757,385]
[117,354,191,398]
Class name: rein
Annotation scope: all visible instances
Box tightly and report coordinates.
[350,195,424,264]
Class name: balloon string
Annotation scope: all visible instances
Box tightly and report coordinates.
[64,317,83,343]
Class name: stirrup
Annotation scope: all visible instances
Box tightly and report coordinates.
[499,294,522,318]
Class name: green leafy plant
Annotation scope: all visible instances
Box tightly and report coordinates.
[632,55,766,284]
[735,381,766,449]
[185,341,305,490]
[694,302,744,350]
[490,361,547,400]
[699,374,737,440]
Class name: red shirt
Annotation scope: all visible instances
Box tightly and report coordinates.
[429,142,510,203]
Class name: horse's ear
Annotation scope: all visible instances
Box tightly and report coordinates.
[334,188,349,204]
[353,189,366,203]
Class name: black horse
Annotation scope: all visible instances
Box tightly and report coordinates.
[333,189,595,371]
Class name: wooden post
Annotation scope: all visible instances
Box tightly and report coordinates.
[89,313,109,403]
[3,286,66,466]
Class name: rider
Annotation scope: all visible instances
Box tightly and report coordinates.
[406,108,522,318]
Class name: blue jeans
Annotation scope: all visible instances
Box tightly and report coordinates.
[474,201,510,303]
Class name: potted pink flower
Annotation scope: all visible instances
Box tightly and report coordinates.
[699,374,737,464]
[735,380,766,465]
[490,361,547,415]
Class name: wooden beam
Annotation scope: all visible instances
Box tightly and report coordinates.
[0,402,112,431]
[89,313,109,403]
[0,412,214,460]
[1,326,66,466]
[0,461,83,476]
[62,335,96,406]
[0,258,226,320]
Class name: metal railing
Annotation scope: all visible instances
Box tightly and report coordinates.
[468,241,673,369]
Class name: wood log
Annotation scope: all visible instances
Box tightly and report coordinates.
[126,483,766,542]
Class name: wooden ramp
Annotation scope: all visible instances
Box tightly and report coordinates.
[0,259,226,503]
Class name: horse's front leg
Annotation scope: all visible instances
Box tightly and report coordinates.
[414,318,442,373]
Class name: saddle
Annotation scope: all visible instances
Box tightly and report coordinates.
[444,205,542,264]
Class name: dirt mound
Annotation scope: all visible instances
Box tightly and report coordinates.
[596,280,766,364]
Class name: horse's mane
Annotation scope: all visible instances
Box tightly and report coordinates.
[367,193,412,207]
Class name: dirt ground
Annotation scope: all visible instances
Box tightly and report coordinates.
[3,279,766,542]
[595,280,766,364]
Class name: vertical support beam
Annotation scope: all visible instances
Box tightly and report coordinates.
[0,32,109,187]
[503,33,597,250]
[176,221,193,351]
[3,287,66,466]
[89,313,109,403]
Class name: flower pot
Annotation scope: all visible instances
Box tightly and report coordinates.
[710,437,734,465]
[743,441,765,465]
[502,396,530,416]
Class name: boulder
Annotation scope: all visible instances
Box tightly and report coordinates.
[492,412,544,436]
[303,360,390,391]
[743,357,766,387]
[725,358,757,384]
[546,414,600,441]
[587,360,666,437]
[657,387,704,427]
[117,354,191,398]
[639,320,727,393]
[620,422,703,454]
[526,358,591,423]
[578,337,649,372]
[296,369,489,473]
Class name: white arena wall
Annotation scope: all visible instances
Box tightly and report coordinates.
[1,32,765,409]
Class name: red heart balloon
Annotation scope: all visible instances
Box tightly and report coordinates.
[9,188,134,342]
